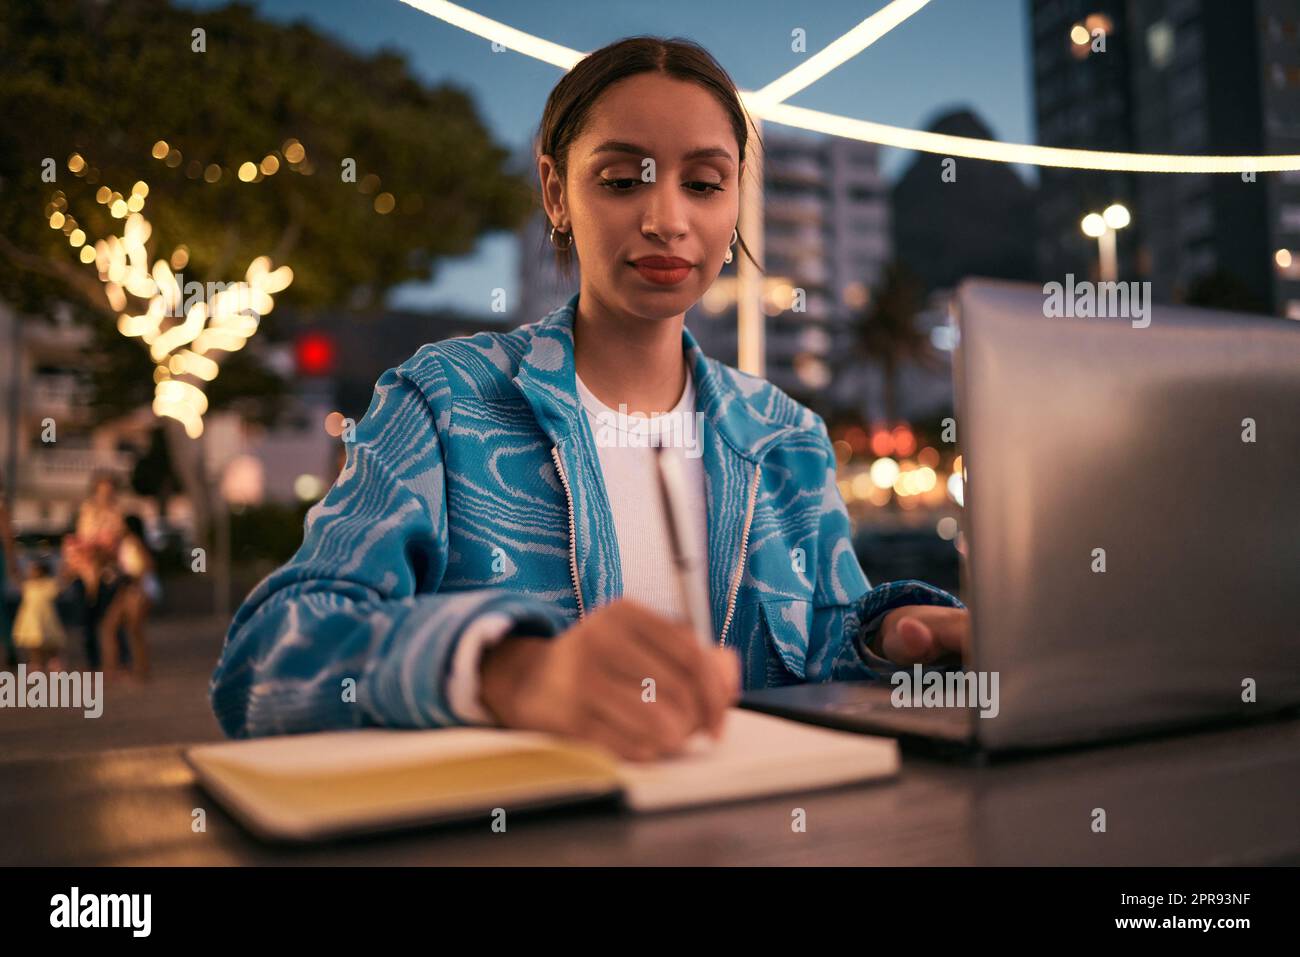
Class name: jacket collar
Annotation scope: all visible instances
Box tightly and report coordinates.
[512,290,798,461]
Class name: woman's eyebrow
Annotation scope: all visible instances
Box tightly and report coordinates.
[589,140,734,163]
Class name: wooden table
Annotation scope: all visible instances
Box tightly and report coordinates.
[4,716,1298,866]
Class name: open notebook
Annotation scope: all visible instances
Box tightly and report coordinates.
[185,708,899,841]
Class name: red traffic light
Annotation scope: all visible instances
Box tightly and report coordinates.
[295,331,336,376]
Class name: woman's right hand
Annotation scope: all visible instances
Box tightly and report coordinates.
[479,597,741,762]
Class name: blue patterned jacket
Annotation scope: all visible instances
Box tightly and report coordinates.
[210,291,964,738]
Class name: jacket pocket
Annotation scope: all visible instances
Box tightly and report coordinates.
[759,597,813,683]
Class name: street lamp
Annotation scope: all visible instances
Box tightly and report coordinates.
[1081,203,1130,282]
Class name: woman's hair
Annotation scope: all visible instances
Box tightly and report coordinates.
[535,35,765,281]
[124,513,147,542]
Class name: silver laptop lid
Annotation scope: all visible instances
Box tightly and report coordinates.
[954,278,1300,751]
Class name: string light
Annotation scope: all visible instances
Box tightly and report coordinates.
[397,0,582,69]
[397,0,1300,174]
[747,0,933,108]
[744,99,1300,173]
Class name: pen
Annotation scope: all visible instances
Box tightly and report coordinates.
[653,444,715,646]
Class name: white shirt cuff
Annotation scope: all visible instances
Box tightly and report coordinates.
[445,611,517,725]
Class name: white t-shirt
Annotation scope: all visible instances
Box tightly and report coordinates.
[444,364,711,724]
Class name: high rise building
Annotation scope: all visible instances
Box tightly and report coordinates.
[891,109,1038,293]
[1030,0,1300,317]
[1030,1,1140,284]
[690,130,891,404]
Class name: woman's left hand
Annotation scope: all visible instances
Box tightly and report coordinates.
[871,605,971,667]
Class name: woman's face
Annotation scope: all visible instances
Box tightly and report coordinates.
[540,72,743,320]
[94,480,115,505]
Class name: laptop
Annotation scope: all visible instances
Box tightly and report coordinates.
[742,277,1300,758]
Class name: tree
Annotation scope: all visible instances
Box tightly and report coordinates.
[849,261,941,424]
[130,424,183,530]
[0,0,535,547]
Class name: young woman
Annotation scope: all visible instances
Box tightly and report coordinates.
[100,514,157,682]
[62,471,126,669]
[212,36,969,760]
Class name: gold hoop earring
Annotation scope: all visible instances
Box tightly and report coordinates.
[549,225,573,250]
[723,227,738,264]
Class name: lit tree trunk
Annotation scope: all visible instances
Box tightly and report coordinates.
[161,417,213,565]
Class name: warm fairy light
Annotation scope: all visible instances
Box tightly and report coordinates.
[260,154,280,175]
[870,457,900,490]
[238,162,257,182]
[67,153,85,173]
[1081,213,1107,238]
[374,192,396,214]
[53,150,293,438]
[104,281,127,311]
[168,350,220,381]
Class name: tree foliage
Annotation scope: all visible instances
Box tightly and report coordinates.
[0,0,534,423]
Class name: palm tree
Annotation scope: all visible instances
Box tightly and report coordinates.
[849,261,938,424]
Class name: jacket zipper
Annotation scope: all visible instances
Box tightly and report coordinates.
[718,461,761,647]
[551,446,586,620]
[553,446,760,641]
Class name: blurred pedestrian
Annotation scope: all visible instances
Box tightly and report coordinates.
[0,472,18,669]
[12,557,68,672]
[61,471,126,669]
[101,514,158,682]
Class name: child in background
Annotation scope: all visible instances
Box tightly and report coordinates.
[13,557,68,672]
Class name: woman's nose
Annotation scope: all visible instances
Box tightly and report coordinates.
[641,179,688,243]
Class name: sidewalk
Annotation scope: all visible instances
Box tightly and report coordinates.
[0,613,231,762]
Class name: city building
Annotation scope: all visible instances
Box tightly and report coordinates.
[1030,0,1300,317]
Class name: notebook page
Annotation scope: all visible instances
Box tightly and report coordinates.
[615,708,900,812]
